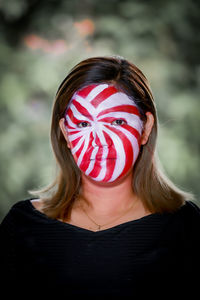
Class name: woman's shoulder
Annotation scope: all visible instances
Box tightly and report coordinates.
[176,200,200,236]
[30,198,43,211]
[0,198,44,228]
[179,200,200,219]
[9,197,39,213]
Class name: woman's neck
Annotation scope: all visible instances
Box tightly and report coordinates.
[78,170,140,215]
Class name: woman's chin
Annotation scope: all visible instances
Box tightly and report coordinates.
[81,167,133,187]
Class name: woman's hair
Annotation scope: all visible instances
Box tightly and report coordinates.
[29,55,194,220]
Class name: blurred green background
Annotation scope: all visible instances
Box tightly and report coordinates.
[0,0,199,221]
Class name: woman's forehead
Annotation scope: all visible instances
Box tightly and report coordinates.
[68,83,138,114]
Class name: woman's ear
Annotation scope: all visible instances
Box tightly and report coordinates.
[140,112,154,145]
[59,118,71,149]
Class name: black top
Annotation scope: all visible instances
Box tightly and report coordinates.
[1,198,200,297]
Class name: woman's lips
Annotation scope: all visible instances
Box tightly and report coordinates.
[90,157,116,161]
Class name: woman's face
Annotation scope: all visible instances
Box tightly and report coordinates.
[64,83,143,183]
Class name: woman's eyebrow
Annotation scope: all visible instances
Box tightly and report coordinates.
[71,100,94,120]
[81,113,93,117]
[97,105,140,118]
[73,112,93,119]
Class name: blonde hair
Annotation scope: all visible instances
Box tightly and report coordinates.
[29,55,194,220]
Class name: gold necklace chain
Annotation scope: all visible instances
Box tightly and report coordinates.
[81,202,135,231]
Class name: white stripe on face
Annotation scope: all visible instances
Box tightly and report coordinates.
[64,83,143,183]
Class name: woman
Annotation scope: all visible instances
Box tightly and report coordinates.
[1,55,199,297]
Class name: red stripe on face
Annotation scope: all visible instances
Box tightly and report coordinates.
[90,86,118,108]
[66,107,73,121]
[88,145,104,178]
[122,124,141,145]
[93,132,102,148]
[72,100,94,121]
[97,105,140,118]
[70,138,84,164]
[64,122,75,130]
[76,84,98,98]
[97,117,125,124]
[103,159,117,182]
[96,118,141,145]
[68,130,81,134]
[71,136,83,149]
[101,131,117,182]
[79,132,94,172]
[103,130,115,153]
[105,125,134,177]
[66,107,81,125]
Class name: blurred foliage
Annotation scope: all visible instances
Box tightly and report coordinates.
[0,0,199,220]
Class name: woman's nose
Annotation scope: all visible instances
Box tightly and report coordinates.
[92,131,112,147]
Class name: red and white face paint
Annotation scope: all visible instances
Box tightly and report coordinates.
[64,84,143,183]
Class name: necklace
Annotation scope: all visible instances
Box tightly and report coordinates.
[81,202,136,231]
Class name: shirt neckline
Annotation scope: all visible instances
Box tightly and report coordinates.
[26,198,162,234]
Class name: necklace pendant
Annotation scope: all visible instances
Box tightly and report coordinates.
[97,225,101,231]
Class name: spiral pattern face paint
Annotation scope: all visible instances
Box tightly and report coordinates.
[64,84,143,183]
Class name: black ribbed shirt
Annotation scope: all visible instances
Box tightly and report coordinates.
[1,198,200,297]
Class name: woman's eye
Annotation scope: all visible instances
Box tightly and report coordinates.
[77,121,91,128]
[111,119,127,126]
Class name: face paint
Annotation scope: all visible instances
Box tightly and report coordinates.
[64,83,143,183]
